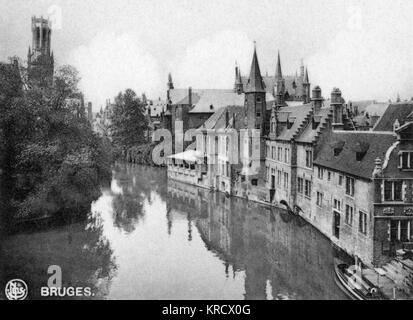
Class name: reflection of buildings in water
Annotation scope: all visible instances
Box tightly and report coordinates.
[167,179,344,300]
[0,216,117,299]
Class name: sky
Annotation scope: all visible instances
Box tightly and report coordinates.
[1,0,413,111]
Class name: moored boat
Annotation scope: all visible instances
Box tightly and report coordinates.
[334,259,383,300]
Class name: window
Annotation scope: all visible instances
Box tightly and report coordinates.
[305,180,312,198]
[305,150,313,168]
[345,205,354,225]
[297,177,304,194]
[399,152,413,169]
[277,147,282,161]
[333,198,342,212]
[277,170,282,186]
[390,220,413,242]
[317,167,324,180]
[359,211,368,235]
[338,175,343,186]
[384,180,403,201]
[328,171,332,181]
[316,192,323,207]
[285,148,290,163]
[251,179,258,186]
[346,177,355,196]
[256,110,261,117]
[272,146,276,159]
[284,172,289,190]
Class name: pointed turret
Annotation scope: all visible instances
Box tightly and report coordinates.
[302,67,311,103]
[244,42,268,148]
[167,72,174,90]
[275,51,285,107]
[234,61,243,94]
[275,51,283,80]
[304,67,309,84]
[245,43,266,93]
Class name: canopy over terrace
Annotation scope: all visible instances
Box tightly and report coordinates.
[167,149,203,164]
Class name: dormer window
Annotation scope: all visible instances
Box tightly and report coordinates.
[332,140,345,156]
[356,151,367,161]
[393,119,400,131]
[399,151,413,169]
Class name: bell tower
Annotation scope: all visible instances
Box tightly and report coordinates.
[244,43,267,134]
[27,16,54,88]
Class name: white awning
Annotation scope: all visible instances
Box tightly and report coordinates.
[167,150,202,162]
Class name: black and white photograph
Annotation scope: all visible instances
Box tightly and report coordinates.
[1,0,413,307]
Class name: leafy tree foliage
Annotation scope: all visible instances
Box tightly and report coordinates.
[0,62,112,224]
[110,89,149,153]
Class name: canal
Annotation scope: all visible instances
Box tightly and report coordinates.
[0,163,347,299]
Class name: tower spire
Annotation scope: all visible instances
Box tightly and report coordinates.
[304,67,309,84]
[245,42,265,93]
[167,72,174,90]
[275,51,282,80]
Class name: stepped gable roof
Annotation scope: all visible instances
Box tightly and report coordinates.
[314,131,396,180]
[296,106,332,143]
[373,102,413,131]
[276,104,313,141]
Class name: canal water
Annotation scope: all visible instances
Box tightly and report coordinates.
[0,163,347,299]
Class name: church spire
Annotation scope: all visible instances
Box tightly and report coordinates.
[304,67,309,84]
[167,72,174,90]
[245,42,266,93]
[275,51,283,80]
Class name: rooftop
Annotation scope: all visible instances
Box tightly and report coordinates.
[314,131,396,180]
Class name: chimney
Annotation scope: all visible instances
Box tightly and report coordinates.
[311,86,323,113]
[188,87,192,107]
[331,88,344,130]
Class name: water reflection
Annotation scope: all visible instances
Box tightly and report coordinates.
[0,164,346,300]
[111,163,167,233]
[168,179,346,300]
[0,214,117,299]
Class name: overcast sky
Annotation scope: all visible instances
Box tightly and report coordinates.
[1,0,413,110]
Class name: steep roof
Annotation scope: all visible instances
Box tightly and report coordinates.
[276,104,313,141]
[200,105,244,130]
[314,131,396,180]
[373,102,413,131]
[296,106,332,143]
[169,88,274,113]
[245,48,266,93]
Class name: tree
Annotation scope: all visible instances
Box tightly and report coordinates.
[110,89,149,153]
[0,61,112,223]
